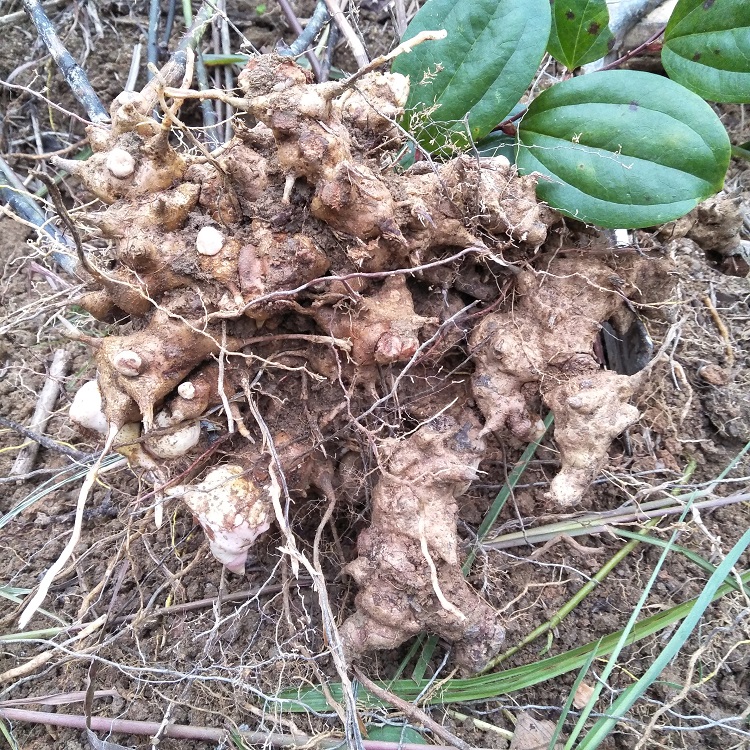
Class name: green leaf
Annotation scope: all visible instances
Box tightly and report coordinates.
[392,0,551,156]
[547,0,615,70]
[662,0,750,103]
[517,70,731,228]
[366,725,426,744]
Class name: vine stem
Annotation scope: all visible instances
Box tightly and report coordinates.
[21,0,109,122]
[598,24,667,72]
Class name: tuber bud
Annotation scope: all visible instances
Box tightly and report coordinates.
[196,226,225,256]
[166,465,272,574]
[177,382,196,400]
[145,410,201,458]
[69,380,109,435]
[112,350,144,377]
[105,148,136,178]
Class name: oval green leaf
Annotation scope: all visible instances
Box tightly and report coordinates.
[517,70,731,228]
[662,0,750,103]
[475,132,518,164]
[547,0,615,70]
[392,0,551,156]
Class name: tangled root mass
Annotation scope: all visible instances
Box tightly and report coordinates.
[62,54,666,673]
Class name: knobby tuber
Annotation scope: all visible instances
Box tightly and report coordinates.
[166,465,273,574]
[470,256,669,508]
[54,53,670,670]
[339,414,506,674]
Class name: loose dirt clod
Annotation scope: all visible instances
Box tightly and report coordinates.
[54,53,661,669]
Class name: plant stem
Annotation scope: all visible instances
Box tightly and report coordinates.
[180,0,220,144]
[482,491,750,550]
[0,415,90,460]
[276,0,324,80]
[481,518,659,673]
[0,168,74,273]
[147,0,161,80]
[283,0,330,61]
[0,708,454,750]
[20,0,109,122]
[162,0,178,48]
[598,24,666,72]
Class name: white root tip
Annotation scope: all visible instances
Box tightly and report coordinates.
[105,148,136,179]
[196,226,225,256]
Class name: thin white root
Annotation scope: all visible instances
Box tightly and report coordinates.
[18,425,118,629]
[282,173,296,204]
[245,383,301,577]
[268,461,300,578]
[418,515,466,622]
[218,323,235,434]
[154,489,164,529]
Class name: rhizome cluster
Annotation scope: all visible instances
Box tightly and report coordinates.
[58,53,666,672]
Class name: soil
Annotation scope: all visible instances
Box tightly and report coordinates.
[1,2,749,750]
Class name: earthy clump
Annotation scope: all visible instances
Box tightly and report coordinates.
[59,53,663,671]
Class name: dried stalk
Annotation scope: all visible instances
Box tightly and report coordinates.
[10,349,71,476]
[0,707,460,750]
[21,0,109,122]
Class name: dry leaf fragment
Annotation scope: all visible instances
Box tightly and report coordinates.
[573,681,596,710]
[510,712,562,750]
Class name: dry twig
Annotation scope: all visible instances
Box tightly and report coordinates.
[10,349,71,476]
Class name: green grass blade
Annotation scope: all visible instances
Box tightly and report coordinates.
[610,529,743,592]
[0,627,69,643]
[0,454,120,530]
[410,636,438,683]
[0,719,19,750]
[464,412,554,574]
[549,643,601,750]
[483,519,657,672]
[390,637,424,682]
[276,567,750,711]
[576,528,750,750]
[565,443,749,748]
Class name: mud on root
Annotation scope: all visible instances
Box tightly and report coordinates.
[60,53,671,673]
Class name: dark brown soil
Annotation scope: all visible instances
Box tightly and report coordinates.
[1,3,749,750]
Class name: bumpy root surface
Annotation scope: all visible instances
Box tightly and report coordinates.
[339,414,505,674]
[59,53,667,669]
[471,256,669,508]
